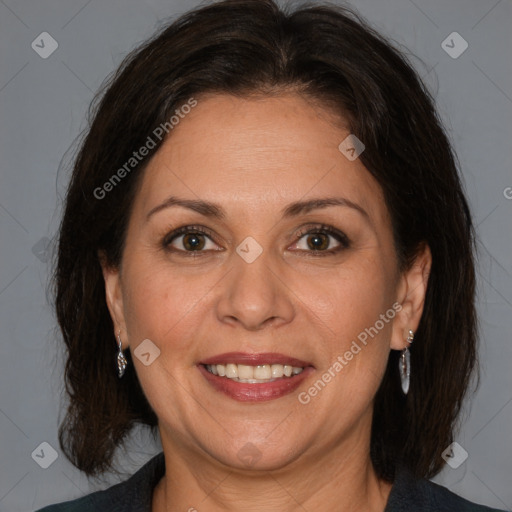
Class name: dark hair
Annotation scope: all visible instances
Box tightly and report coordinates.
[54,0,478,480]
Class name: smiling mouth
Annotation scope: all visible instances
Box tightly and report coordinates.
[198,352,314,401]
[204,363,304,383]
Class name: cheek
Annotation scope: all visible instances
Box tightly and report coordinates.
[121,254,220,356]
[302,260,396,404]
[300,254,396,344]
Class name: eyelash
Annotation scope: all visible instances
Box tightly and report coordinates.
[162,224,350,257]
[162,225,219,257]
[293,224,350,256]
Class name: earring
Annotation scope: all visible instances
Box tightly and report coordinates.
[117,330,128,378]
[399,330,414,394]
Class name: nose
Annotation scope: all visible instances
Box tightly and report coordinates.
[215,249,295,331]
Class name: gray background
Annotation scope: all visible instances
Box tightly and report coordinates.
[0,0,511,510]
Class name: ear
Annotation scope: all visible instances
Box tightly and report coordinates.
[98,250,128,345]
[390,243,432,350]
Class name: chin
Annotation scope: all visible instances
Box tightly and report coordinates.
[203,438,305,473]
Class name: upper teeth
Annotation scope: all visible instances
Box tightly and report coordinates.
[206,363,304,382]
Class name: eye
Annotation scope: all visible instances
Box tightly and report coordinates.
[290,224,349,255]
[163,225,221,253]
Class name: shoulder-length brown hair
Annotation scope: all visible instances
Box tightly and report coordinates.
[53,0,478,480]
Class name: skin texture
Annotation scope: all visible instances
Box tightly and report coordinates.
[101,93,431,512]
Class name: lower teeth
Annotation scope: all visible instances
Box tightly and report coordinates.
[232,377,278,383]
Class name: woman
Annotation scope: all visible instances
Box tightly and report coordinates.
[37,0,505,510]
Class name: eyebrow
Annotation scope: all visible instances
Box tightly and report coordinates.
[282,197,370,221]
[146,196,225,222]
[145,195,370,223]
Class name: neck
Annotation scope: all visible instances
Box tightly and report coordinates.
[152,418,392,512]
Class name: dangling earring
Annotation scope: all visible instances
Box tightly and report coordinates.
[117,330,128,378]
[399,329,414,394]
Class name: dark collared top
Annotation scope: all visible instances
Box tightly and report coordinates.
[35,452,505,512]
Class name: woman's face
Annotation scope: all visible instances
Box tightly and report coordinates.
[103,93,428,471]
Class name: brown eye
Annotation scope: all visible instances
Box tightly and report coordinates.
[164,226,220,253]
[305,233,330,251]
[182,233,206,251]
[291,225,350,255]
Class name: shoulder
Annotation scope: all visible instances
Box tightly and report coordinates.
[35,495,96,512]
[385,466,506,512]
[34,452,165,512]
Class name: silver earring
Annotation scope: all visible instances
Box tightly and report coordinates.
[399,330,414,394]
[117,331,127,378]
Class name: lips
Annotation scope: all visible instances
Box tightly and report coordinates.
[198,352,315,402]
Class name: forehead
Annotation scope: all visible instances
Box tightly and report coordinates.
[134,93,386,221]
